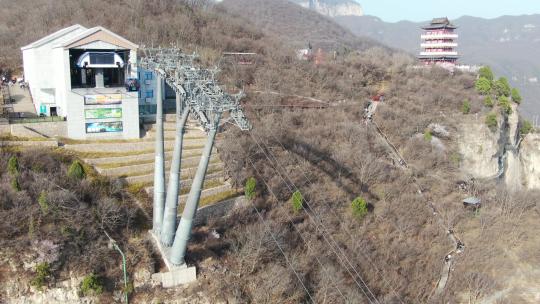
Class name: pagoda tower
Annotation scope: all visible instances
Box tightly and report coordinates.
[418,17,459,66]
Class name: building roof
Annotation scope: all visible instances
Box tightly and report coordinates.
[21,25,138,51]
[422,17,457,30]
[418,55,459,60]
[463,197,481,205]
[21,24,87,50]
[59,26,138,50]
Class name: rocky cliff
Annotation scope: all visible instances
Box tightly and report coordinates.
[459,105,540,190]
[519,133,540,189]
[291,0,363,17]
[458,117,500,179]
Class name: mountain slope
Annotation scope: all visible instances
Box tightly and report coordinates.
[334,14,540,120]
[221,0,378,50]
[289,0,364,17]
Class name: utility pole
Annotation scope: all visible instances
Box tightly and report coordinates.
[152,74,166,236]
[103,230,129,304]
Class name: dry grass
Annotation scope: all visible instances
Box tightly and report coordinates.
[199,189,243,208]
[0,134,51,142]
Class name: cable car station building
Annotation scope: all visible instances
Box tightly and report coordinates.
[21,25,140,139]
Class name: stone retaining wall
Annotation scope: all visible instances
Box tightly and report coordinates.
[0,141,58,147]
[192,196,248,226]
[10,121,67,138]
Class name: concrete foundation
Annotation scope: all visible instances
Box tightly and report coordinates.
[149,231,197,287]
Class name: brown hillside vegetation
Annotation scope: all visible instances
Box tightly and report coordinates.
[0,1,539,303]
[221,0,381,51]
[0,148,151,300]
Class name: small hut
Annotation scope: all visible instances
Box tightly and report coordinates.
[463,197,481,210]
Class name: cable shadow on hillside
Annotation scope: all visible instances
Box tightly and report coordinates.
[276,135,373,199]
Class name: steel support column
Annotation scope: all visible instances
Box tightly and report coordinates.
[169,114,221,266]
[152,75,166,236]
[160,92,190,246]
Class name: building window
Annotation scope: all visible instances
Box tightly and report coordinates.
[145,72,153,80]
[145,90,154,98]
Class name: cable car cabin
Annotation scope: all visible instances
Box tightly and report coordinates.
[222,52,257,65]
[70,50,130,88]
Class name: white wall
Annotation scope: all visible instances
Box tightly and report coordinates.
[22,28,141,140]
[22,27,87,115]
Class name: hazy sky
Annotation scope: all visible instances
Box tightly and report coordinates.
[358,0,540,22]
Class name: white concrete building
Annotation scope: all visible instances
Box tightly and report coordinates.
[21,24,140,139]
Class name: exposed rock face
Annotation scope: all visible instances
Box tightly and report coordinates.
[458,118,500,179]
[459,105,540,190]
[516,133,540,189]
[2,275,91,304]
[290,0,363,17]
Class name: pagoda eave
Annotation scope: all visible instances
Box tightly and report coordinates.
[418,55,459,60]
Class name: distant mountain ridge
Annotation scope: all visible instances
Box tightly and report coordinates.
[289,0,363,17]
[221,0,377,50]
[334,14,540,120]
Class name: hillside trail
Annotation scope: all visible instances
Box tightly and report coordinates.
[364,99,464,298]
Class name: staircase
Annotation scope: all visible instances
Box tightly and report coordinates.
[63,114,240,208]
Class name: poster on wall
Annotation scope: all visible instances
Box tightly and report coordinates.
[84,94,122,105]
[85,108,122,119]
[85,121,123,133]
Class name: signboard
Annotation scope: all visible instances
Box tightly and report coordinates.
[85,108,122,119]
[84,94,122,105]
[85,121,123,134]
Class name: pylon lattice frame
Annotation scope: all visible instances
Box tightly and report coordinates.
[139,46,250,266]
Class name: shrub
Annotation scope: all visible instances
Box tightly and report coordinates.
[11,177,20,191]
[80,274,104,296]
[38,191,49,214]
[494,77,511,97]
[351,197,368,219]
[520,120,534,136]
[30,262,51,290]
[478,66,494,81]
[485,113,498,130]
[511,88,522,104]
[423,129,432,142]
[450,152,462,166]
[498,96,512,115]
[461,99,471,114]
[484,96,494,107]
[244,177,257,200]
[67,160,86,180]
[475,77,491,95]
[291,190,303,213]
[8,156,19,176]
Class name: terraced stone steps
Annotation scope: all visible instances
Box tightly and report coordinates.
[84,147,214,166]
[124,162,225,184]
[144,181,233,205]
[61,113,239,209]
[98,154,222,177]
[64,138,208,153]
[143,129,207,139]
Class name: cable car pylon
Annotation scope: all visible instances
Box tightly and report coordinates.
[139,47,250,286]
